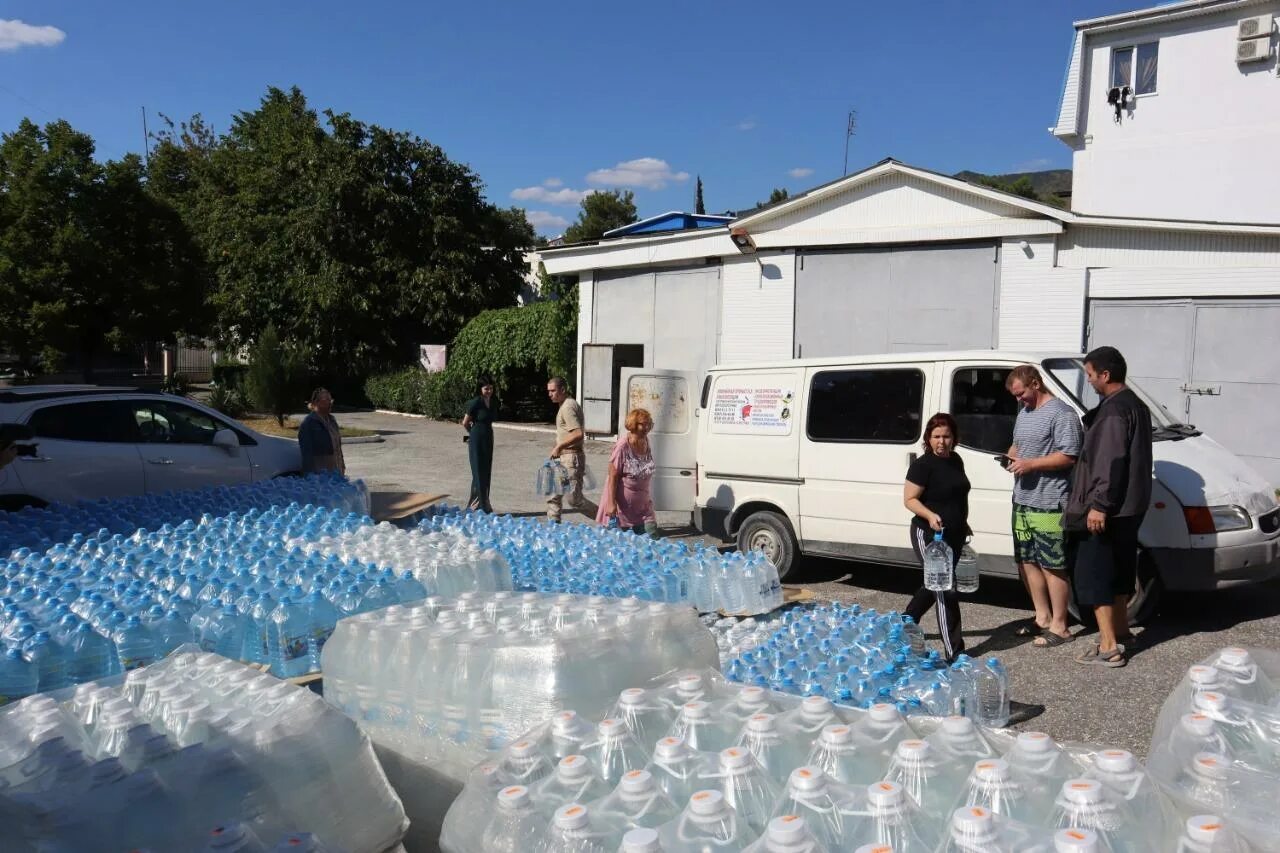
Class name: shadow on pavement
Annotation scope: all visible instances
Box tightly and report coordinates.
[1124,580,1280,660]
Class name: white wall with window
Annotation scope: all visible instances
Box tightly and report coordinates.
[1059,1,1280,223]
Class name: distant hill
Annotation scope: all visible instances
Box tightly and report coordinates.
[954,168,1072,198]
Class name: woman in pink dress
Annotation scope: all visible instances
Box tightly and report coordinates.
[597,408,658,535]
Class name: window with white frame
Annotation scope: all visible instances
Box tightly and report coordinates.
[1111,42,1159,95]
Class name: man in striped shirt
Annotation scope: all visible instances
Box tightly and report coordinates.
[1005,365,1083,648]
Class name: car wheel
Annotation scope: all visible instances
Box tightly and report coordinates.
[1068,547,1163,627]
[736,510,799,582]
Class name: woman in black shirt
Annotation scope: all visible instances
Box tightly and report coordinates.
[903,412,971,662]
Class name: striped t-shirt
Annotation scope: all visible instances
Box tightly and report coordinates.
[1012,397,1083,510]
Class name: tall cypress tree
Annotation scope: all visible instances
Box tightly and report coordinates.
[694,176,705,215]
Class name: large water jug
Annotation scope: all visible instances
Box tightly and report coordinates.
[956,758,1035,824]
[1209,647,1277,705]
[926,716,995,765]
[1047,779,1144,853]
[716,746,780,838]
[973,658,1009,728]
[923,534,953,592]
[659,789,750,852]
[842,780,937,853]
[1175,814,1253,853]
[266,598,313,678]
[743,814,830,853]
[1086,748,1178,846]
[612,688,674,748]
[650,736,711,807]
[955,545,980,594]
[23,631,70,693]
[769,766,847,850]
[533,755,611,818]
[540,803,613,853]
[481,784,542,853]
[585,718,649,787]
[938,805,1045,853]
[116,615,157,671]
[883,738,964,816]
[593,769,680,832]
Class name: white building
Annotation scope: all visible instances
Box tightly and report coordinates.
[540,0,1280,485]
[1054,0,1280,222]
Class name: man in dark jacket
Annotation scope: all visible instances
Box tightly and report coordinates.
[1065,346,1152,668]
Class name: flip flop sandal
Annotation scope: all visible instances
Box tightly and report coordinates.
[1075,644,1127,667]
[1033,632,1075,648]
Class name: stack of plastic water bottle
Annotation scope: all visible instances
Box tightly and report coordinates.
[0,648,407,852]
[1145,646,1280,851]
[320,592,720,780]
[0,501,455,702]
[0,472,370,557]
[711,603,1011,726]
[441,670,1208,853]
[290,521,513,599]
[419,507,785,615]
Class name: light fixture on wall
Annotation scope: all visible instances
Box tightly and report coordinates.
[1019,239,1033,258]
[730,227,757,254]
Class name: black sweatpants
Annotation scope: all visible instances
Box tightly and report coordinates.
[904,526,965,662]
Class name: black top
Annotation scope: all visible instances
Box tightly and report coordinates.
[906,451,971,539]
[1065,386,1153,526]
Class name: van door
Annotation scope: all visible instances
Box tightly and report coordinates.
[797,363,936,564]
[942,363,1020,575]
[619,368,699,512]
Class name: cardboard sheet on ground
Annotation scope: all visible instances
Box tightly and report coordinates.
[369,490,449,522]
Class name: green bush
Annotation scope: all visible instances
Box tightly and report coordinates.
[246,324,308,426]
[211,362,249,389]
[207,383,249,419]
[161,373,191,397]
[364,367,471,419]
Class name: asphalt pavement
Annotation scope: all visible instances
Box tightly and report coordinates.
[337,409,1280,756]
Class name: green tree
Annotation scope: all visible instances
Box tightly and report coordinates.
[245,324,308,426]
[0,118,207,375]
[148,87,530,382]
[562,189,637,243]
[752,187,790,209]
[695,176,705,215]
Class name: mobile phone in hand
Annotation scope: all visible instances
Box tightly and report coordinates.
[994,454,1012,468]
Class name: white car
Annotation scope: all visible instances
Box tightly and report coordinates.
[0,386,303,510]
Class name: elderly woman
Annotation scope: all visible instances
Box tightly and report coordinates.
[298,387,345,475]
[597,407,657,535]
[461,377,497,513]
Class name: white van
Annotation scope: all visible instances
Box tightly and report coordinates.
[620,352,1280,622]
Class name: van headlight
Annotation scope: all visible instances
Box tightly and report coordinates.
[1184,505,1252,534]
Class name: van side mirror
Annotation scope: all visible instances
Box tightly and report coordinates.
[212,428,240,454]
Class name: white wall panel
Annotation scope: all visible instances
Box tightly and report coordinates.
[1059,226,1280,268]
[1089,265,1280,297]
[718,252,794,364]
[997,237,1088,351]
[575,272,593,396]
[1052,31,1085,139]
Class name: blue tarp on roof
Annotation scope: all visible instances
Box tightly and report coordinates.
[604,211,733,238]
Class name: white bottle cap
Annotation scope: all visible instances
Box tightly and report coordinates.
[788,766,826,793]
[1217,647,1250,668]
[552,710,582,736]
[618,688,647,706]
[682,700,710,720]
[739,686,769,707]
[678,674,704,693]
[1191,752,1229,780]
[620,769,654,794]
[747,713,777,734]
[553,803,590,830]
[496,785,530,810]
[1181,713,1216,737]
[950,805,996,839]
[719,747,753,771]
[1016,731,1054,753]
[803,695,834,717]
[1185,815,1226,844]
[1061,779,1104,805]
[1193,692,1228,714]
[507,739,538,759]
[767,814,810,845]
[866,780,905,809]
[1053,828,1100,852]
[821,724,852,745]
[894,739,931,763]
[972,758,1010,782]
[868,703,899,723]
[598,718,626,738]
[942,715,975,735]
[620,827,662,853]
[688,789,726,817]
[654,736,686,760]
[558,754,590,780]
[1094,749,1136,774]
[1187,665,1220,685]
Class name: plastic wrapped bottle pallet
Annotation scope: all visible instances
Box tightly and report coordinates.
[321,593,720,849]
[441,674,1196,853]
[0,646,407,853]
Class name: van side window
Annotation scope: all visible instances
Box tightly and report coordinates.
[807,369,924,443]
[950,367,1017,453]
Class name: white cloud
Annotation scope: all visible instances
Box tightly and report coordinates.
[542,177,563,188]
[586,158,690,190]
[511,185,594,205]
[736,120,757,132]
[788,167,814,179]
[0,19,65,51]
[527,211,570,233]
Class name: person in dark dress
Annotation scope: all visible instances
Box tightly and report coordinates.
[902,412,971,662]
[461,377,497,513]
[298,387,345,475]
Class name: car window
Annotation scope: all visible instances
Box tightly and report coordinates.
[807,369,924,443]
[27,401,136,443]
[950,367,1019,454]
[131,401,224,445]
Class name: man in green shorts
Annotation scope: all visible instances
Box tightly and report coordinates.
[1005,365,1083,647]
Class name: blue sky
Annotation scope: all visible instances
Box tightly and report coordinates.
[2,1,1132,235]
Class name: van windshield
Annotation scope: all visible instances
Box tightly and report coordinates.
[1042,358,1201,441]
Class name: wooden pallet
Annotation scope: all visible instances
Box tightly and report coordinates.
[716,584,815,618]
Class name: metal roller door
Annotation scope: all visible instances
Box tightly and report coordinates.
[1088,298,1280,485]
[793,242,999,358]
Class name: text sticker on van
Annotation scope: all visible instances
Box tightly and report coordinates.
[712,385,794,435]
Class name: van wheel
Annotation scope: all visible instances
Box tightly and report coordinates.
[1068,548,1163,627]
[736,511,798,582]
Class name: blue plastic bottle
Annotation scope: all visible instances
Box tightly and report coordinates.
[69,623,117,682]
[116,615,158,671]
[22,631,70,692]
[0,648,38,707]
[266,598,312,677]
[393,571,429,604]
[304,591,340,662]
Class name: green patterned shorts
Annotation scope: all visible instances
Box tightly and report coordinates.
[1012,504,1067,571]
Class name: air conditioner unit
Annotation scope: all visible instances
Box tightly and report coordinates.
[1236,36,1272,62]
[1237,14,1273,40]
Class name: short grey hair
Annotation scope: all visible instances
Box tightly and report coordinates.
[547,376,567,390]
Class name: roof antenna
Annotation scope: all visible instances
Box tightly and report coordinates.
[843,109,857,176]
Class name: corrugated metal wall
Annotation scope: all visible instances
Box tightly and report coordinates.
[1052,31,1085,139]
[718,253,795,364]
[998,236,1087,350]
[1059,226,1280,268]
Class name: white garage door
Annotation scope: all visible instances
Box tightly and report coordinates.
[793,242,999,358]
[1088,298,1280,485]
[593,266,721,377]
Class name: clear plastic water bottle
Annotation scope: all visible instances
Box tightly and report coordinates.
[69,622,118,681]
[267,598,313,678]
[659,790,748,852]
[305,591,340,661]
[482,784,542,853]
[901,617,926,658]
[22,630,70,692]
[924,534,953,592]
[116,615,158,671]
[974,658,1009,728]
[0,647,38,707]
[955,544,980,594]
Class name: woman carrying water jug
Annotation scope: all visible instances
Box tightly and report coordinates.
[902,412,971,662]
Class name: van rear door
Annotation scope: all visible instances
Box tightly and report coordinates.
[619,368,699,512]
